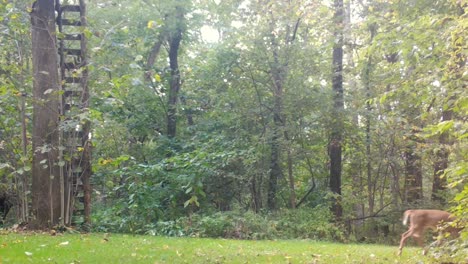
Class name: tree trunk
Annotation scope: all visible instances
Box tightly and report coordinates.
[329,0,344,220]
[287,148,296,209]
[404,141,423,203]
[431,115,450,203]
[363,24,377,215]
[267,119,282,210]
[267,90,283,210]
[19,94,29,222]
[266,12,286,211]
[167,11,183,138]
[30,0,62,229]
[250,172,263,213]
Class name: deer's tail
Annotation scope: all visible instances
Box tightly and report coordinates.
[402,210,412,226]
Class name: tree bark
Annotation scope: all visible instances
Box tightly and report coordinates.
[266,11,286,211]
[30,0,62,229]
[363,24,378,215]
[146,35,164,70]
[287,148,296,209]
[167,8,183,139]
[329,0,344,220]
[404,140,423,203]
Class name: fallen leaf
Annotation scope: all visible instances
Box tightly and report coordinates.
[59,241,69,246]
[25,251,33,256]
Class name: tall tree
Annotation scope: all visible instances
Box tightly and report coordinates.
[167,8,184,138]
[30,0,61,228]
[329,0,344,220]
[266,8,286,211]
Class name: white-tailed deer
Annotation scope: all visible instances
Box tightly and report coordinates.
[398,209,460,256]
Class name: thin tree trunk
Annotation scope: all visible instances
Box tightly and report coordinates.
[329,0,344,220]
[364,24,377,215]
[167,36,182,138]
[167,8,183,138]
[266,11,285,211]
[344,0,364,224]
[287,148,296,209]
[404,139,423,203]
[20,94,29,222]
[267,115,282,210]
[30,0,62,229]
[146,35,164,70]
[431,111,450,203]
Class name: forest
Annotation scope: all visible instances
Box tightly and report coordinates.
[0,0,466,259]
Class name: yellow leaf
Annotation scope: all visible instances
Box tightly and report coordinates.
[154,74,161,82]
[147,20,155,29]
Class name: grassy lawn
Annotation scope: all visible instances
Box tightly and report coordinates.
[0,232,432,263]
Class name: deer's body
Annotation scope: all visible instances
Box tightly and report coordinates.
[398,209,459,256]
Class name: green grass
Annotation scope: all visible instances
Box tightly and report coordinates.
[0,232,432,263]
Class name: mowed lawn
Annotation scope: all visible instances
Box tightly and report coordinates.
[0,232,429,263]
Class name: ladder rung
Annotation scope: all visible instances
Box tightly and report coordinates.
[61,5,81,12]
[64,86,83,92]
[61,19,82,26]
[62,34,82,41]
[63,49,82,56]
[64,90,83,97]
[65,77,82,83]
[64,90,73,97]
[64,62,81,69]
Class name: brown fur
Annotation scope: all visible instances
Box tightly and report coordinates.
[398,209,460,256]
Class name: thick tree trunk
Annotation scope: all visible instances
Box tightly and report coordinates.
[329,0,344,220]
[30,0,62,229]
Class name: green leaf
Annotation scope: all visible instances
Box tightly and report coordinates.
[437,120,454,134]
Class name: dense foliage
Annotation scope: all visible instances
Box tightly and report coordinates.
[0,0,466,259]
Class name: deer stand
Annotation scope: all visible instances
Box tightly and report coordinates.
[56,0,91,229]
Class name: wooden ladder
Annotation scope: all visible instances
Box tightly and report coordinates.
[56,0,91,229]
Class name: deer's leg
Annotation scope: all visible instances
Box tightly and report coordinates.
[413,235,426,255]
[398,229,414,256]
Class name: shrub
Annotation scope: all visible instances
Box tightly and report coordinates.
[140,207,344,241]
